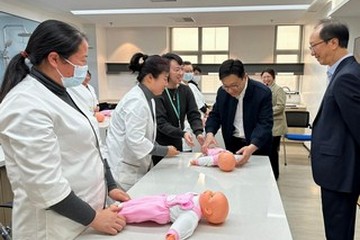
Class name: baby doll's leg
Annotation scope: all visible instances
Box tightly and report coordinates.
[190,156,216,167]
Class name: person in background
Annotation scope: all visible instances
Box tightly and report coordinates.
[105,53,179,191]
[181,61,210,152]
[193,65,202,83]
[202,59,273,166]
[67,70,99,117]
[153,53,204,165]
[261,68,287,180]
[309,19,360,240]
[182,61,210,118]
[0,19,129,239]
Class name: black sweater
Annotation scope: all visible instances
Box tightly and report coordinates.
[155,84,203,151]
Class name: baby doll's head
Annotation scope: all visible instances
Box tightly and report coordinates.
[199,190,229,224]
[95,112,105,122]
[217,152,236,172]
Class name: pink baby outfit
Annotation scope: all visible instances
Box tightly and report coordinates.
[192,147,227,166]
[118,192,202,240]
[192,147,242,167]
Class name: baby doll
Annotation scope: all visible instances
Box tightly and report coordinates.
[118,190,229,240]
[190,147,242,172]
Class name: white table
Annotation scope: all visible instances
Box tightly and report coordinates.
[77,153,292,240]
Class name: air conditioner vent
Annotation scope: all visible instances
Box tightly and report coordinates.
[172,17,195,23]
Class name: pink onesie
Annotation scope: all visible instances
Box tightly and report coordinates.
[192,147,242,167]
[118,193,202,240]
[192,147,227,166]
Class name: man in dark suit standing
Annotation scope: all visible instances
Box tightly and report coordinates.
[310,19,360,240]
[203,59,273,166]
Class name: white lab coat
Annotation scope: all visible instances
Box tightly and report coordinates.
[188,83,206,111]
[105,84,156,191]
[0,75,106,240]
[67,83,99,116]
[183,83,206,152]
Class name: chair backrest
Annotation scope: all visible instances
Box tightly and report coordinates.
[285,111,310,128]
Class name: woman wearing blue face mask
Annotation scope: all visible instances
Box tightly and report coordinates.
[182,62,210,119]
[0,19,129,239]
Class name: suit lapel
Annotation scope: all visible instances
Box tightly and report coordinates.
[313,56,355,124]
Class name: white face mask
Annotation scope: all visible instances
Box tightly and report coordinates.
[193,75,201,84]
[183,72,193,82]
[57,59,88,88]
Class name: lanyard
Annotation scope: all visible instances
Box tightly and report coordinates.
[165,88,180,120]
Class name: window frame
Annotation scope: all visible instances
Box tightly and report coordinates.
[274,25,303,92]
[170,27,229,64]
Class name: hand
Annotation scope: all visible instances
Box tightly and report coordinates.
[235,144,258,166]
[166,234,176,240]
[201,133,218,153]
[109,188,130,202]
[190,159,197,165]
[184,132,195,147]
[89,205,126,235]
[167,146,180,157]
[201,117,207,128]
[205,108,211,118]
[196,134,205,146]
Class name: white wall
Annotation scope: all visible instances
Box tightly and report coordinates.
[101,27,168,101]
[106,27,168,62]
[230,26,275,63]
[95,26,109,101]
[340,17,360,53]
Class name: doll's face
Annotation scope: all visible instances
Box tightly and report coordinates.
[199,190,229,224]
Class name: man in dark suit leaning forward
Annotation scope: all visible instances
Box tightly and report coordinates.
[202,59,273,166]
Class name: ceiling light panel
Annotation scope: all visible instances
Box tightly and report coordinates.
[71,5,310,15]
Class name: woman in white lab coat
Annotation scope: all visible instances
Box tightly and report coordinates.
[105,53,179,191]
[67,70,100,116]
[0,20,129,240]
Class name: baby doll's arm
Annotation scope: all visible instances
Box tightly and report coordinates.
[166,211,199,240]
[190,156,217,167]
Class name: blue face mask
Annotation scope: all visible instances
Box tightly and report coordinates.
[183,72,193,82]
[57,59,88,88]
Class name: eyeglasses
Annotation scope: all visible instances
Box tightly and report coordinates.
[309,40,326,51]
[221,83,241,91]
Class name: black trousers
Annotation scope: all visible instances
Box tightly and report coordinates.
[269,136,281,180]
[321,187,360,240]
[152,155,163,166]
